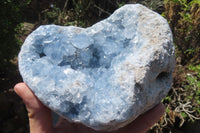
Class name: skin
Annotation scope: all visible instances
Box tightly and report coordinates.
[14,83,165,133]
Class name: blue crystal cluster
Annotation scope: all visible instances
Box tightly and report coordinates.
[18,4,175,130]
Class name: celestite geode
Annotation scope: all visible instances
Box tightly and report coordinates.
[18,4,175,131]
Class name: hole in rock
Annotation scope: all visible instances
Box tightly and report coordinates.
[156,72,170,81]
[89,47,100,68]
[69,105,79,116]
[39,52,46,57]
[135,83,144,92]
[123,39,131,48]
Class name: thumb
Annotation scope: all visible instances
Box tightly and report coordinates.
[14,83,54,133]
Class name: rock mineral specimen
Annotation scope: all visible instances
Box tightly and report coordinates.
[18,4,175,131]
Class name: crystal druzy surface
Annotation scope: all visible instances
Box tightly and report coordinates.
[18,4,175,131]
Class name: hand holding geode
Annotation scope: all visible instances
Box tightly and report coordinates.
[18,4,175,131]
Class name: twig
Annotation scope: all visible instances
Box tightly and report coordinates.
[172,87,178,96]
[63,0,69,13]
[161,112,168,127]
[175,102,200,121]
[94,4,111,16]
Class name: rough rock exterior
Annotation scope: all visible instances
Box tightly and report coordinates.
[18,4,175,131]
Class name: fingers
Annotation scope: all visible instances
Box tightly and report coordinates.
[55,117,76,133]
[118,103,165,133]
[14,83,54,133]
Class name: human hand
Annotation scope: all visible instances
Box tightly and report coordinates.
[14,83,165,133]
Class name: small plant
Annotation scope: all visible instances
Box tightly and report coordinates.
[177,65,200,122]
[140,0,165,13]
[164,0,200,65]
[117,2,126,8]
[189,64,200,77]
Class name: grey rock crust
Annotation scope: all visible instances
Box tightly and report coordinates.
[18,4,175,131]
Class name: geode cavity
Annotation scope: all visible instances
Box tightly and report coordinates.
[18,4,175,131]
